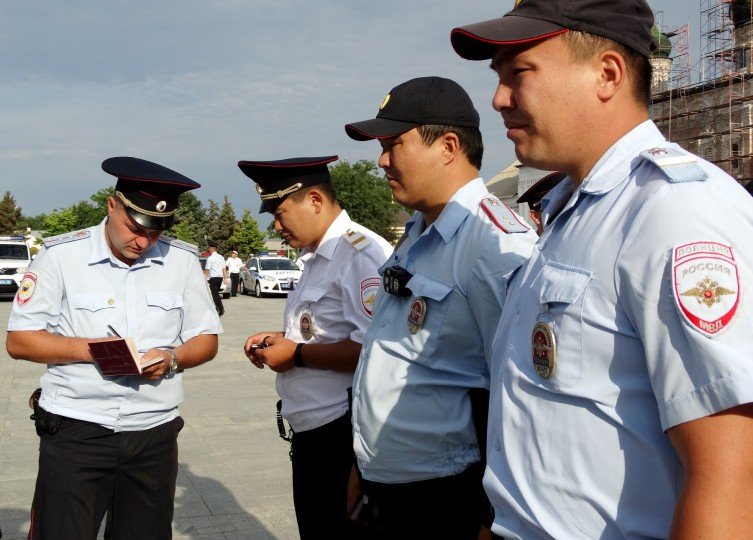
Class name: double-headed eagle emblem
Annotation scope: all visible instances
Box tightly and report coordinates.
[681,276,735,308]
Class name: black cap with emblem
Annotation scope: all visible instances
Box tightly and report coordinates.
[102,157,201,230]
[237,156,338,213]
[516,172,567,211]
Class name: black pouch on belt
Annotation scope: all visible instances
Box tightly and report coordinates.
[28,388,63,436]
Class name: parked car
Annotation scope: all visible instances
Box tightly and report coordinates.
[198,256,231,298]
[0,235,31,298]
[239,255,302,298]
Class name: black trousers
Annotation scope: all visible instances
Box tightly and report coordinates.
[29,415,183,540]
[290,413,355,540]
[208,276,224,314]
[229,273,239,296]
[360,461,485,540]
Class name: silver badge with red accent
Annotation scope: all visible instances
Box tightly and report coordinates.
[532,317,557,379]
[672,242,740,337]
[407,297,427,334]
[300,310,315,341]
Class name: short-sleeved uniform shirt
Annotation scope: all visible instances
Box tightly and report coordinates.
[226,256,243,274]
[352,178,537,483]
[7,218,222,432]
[277,210,392,433]
[205,252,226,278]
[485,121,753,538]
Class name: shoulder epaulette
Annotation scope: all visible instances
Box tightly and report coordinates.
[159,236,199,254]
[344,229,371,251]
[640,146,708,183]
[43,229,91,248]
[480,196,531,234]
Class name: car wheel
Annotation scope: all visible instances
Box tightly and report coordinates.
[255,281,263,298]
[239,280,246,295]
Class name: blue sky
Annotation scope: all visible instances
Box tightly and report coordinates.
[0,1,694,222]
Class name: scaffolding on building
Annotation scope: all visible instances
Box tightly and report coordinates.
[650,0,753,184]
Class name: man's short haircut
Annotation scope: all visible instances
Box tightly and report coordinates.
[416,125,484,169]
[561,31,652,107]
[287,181,338,204]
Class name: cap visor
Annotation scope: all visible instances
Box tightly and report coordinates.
[126,208,174,231]
[345,118,418,141]
[451,16,568,60]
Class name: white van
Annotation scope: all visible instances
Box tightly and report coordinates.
[0,236,32,298]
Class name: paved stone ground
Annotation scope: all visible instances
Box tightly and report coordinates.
[0,293,300,539]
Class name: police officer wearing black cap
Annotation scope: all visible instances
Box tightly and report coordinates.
[345,76,537,539]
[239,156,392,539]
[7,157,222,539]
[452,0,753,538]
[516,171,566,235]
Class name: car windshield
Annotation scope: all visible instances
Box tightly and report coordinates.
[0,245,29,260]
[259,258,298,271]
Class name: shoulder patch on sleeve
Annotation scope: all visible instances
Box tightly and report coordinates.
[640,147,708,183]
[344,229,371,251]
[159,236,199,254]
[43,229,91,248]
[672,241,740,337]
[480,196,531,233]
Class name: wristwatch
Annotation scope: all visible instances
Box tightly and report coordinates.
[168,349,179,374]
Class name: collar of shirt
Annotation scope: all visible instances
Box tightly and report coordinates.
[404,177,488,245]
[88,217,165,268]
[300,209,352,262]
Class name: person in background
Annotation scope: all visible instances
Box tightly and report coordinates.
[515,171,566,235]
[451,0,753,537]
[6,156,221,539]
[239,156,392,539]
[204,240,226,316]
[226,250,243,297]
[345,76,537,539]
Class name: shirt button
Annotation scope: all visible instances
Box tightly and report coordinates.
[494,439,501,451]
[496,506,505,518]
[515,305,520,315]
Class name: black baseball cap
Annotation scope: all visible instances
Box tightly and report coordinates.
[451,0,655,61]
[516,172,567,211]
[344,76,480,141]
[102,157,200,230]
[237,156,338,213]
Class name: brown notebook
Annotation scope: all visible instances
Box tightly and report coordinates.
[88,339,162,376]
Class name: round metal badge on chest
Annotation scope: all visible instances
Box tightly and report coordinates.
[407,297,428,334]
[300,309,315,341]
[531,313,557,379]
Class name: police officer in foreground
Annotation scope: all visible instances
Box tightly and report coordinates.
[452,0,753,537]
[239,156,391,539]
[6,157,221,539]
[515,171,566,235]
[345,76,537,539]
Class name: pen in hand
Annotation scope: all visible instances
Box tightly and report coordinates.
[107,325,122,338]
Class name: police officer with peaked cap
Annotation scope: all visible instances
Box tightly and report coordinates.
[345,76,537,539]
[7,156,222,539]
[239,156,392,539]
[451,0,753,537]
[516,171,566,235]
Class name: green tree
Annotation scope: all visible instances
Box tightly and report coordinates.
[0,191,23,234]
[230,210,266,258]
[329,160,402,243]
[43,207,79,237]
[169,192,207,245]
[20,213,47,231]
[204,196,237,254]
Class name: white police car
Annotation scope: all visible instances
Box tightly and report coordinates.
[239,255,301,298]
[0,236,32,298]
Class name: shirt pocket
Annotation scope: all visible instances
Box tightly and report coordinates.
[69,293,117,331]
[142,291,184,341]
[400,275,453,360]
[535,262,592,387]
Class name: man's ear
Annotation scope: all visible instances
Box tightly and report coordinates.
[442,132,461,165]
[107,196,117,215]
[596,49,627,101]
[307,189,324,214]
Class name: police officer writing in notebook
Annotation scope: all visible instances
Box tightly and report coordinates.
[345,76,537,539]
[451,0,753,537]
[239,156,391,539]
[6,157,221,539]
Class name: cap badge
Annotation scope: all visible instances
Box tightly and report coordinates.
[156,201,167,212]
[532,318,557,379]
[300,310,315,341]
[380,93,391,110]
[407,297,427,334]
[514,0,523,5]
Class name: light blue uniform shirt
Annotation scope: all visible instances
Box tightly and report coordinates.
[7,218,222,432]
[485,121,753,538]
[353,178,537,483]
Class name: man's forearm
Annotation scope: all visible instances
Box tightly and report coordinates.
[297,339,362,372]
[173,333,218,370]
[6,330,94,364]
